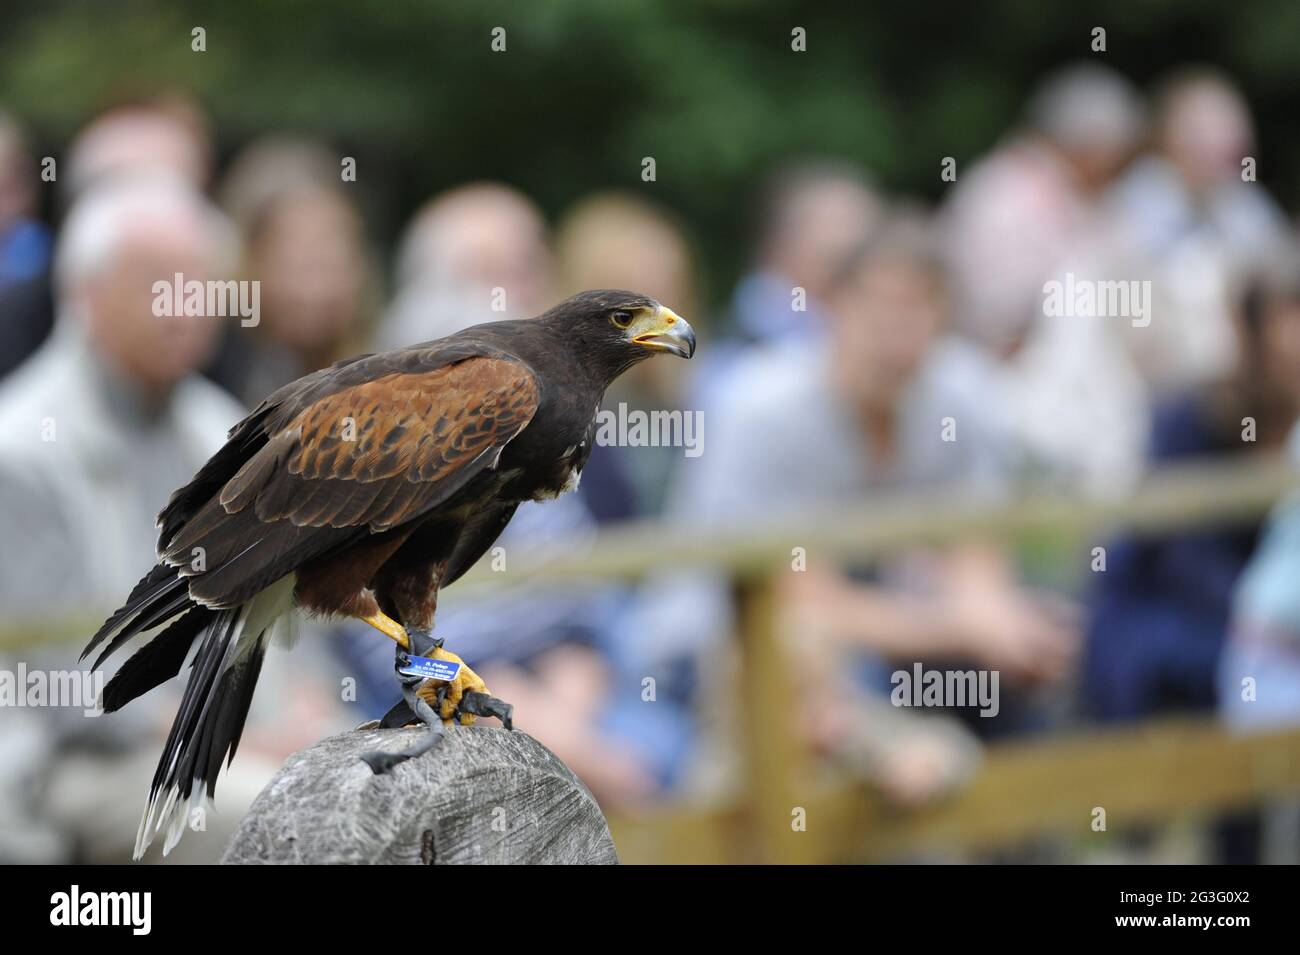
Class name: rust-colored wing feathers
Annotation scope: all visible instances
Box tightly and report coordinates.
[220,357,538,529]
[287,367,526,484]
[159,357,538,605]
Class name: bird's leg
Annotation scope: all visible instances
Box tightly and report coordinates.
[359,610,410,649]
[355,611,514,731]
[357,617,447,772]
[358,627,454,774]
[403,625,441,658]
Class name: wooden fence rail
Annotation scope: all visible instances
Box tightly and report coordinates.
[608,718,1300,863]
[3,455,1294,649]
[4,454,1299,863]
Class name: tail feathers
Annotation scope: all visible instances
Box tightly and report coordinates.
[88,561,296,859]
[134,576,294,860]
[82,563,187,667]
[135,608,245,859]
[101,609,212,713]
[192,640,267,795]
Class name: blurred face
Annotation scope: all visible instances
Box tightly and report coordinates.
[562,215,694,316]
[254,190,366,353]
[81,211,221,394]
[437,198,552,318]
[72,111,209,192]
[1068,140,1133,192]
[827,257,945,411]
[1161,83,1253,195]
[770,180,879,300]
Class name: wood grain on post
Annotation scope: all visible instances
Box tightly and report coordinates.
[222,725,618,865]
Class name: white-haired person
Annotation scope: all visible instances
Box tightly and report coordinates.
[0,174,240,606]
[0,94,214,382]
[0,176,345,862]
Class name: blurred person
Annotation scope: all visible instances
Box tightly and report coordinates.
[0,110,53,378]
[1219,259,1300,736]
[730,159,881,346]
[751,214,1076,700]
[943,65,1155,495]
[1221,459,1300,742]
[1085,255,1300,725]
[0,176,236,602]
[1006,69,1290,497]
[1086,258,1300,863]
[651,211,1079,806]
[555,191,701,515]
[1214,259,1300,865]
[678,160,882,505]
[62,93,212,202]
[0,111,50,290]
[375,182,553,349]
[1109,67,1290,391]
[940,62,1144,357]
[0,176,344,862]
[0,93,214,381]
[207,137,374,403]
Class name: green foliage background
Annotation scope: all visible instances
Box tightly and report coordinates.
[4,0,1299,309]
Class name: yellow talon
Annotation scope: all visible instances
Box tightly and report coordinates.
[415,646,489,725]
[359,610,409,649]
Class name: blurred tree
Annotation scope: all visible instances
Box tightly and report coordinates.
[3,0,1299,314]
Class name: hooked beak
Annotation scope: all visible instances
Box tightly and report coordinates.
[630,305,696,359]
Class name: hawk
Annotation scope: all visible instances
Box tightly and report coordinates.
[81,290,695,857]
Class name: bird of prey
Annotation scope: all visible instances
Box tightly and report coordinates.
[82,290,695,858]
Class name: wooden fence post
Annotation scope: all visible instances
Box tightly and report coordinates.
[736,575,821,863]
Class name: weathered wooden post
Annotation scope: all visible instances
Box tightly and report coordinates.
[222,725,618,864]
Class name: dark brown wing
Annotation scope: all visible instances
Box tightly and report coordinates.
[163,356,539,607]
[155,334,517,551]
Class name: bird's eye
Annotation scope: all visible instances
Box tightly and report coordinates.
[609,309,635,329]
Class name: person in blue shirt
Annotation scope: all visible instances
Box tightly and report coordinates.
[1085,256,1300,721]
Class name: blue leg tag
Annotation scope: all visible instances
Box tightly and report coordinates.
[398,654,462,682]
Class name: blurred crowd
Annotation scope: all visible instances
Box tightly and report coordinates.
[2,60,1300,863]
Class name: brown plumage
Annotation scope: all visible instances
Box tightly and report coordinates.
[81,289,695,858]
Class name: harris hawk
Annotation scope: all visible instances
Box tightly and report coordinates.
[81,290,695,858]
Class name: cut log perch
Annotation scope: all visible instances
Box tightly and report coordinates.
[221,725,618,864]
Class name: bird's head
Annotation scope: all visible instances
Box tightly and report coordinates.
[542,289,696,381]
